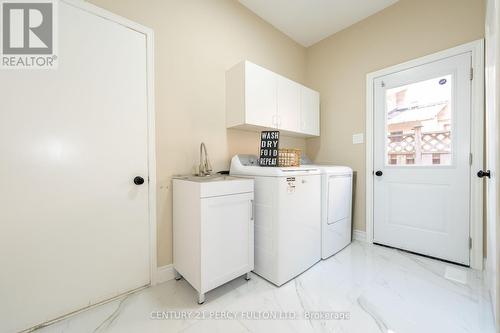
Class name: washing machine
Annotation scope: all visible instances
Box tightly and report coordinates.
[302,157,353,259]
[230,155,321,286]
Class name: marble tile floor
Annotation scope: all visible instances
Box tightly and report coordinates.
[36,241,495,333]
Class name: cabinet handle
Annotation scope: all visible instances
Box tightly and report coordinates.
[250,200,254,221]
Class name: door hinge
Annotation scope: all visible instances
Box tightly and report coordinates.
[470,67,474,81]
[469,153,473,165]
[469,237,473,249]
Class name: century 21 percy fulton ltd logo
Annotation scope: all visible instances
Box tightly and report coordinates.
[1,0,58,69]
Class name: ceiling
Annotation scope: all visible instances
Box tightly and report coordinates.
[238,0,400,47]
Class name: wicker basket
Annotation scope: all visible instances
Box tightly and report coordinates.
[278,148,301,167]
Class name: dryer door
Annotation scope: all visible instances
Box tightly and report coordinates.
[327,175,352,224]
[322,174,353,259]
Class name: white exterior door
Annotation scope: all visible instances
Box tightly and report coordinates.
[0,2,151,332]
[373,53,472,265]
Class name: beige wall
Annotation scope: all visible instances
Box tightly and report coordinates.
[89,0,307,266]
[305,0,485,233]
[88,0,486,266]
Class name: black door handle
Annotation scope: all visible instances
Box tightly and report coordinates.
[477,170,491,178]
[375,170,383,177]
[134,176,145,185]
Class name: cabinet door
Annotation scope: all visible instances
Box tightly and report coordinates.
[201,192,254,292]
[301,86,320,136]
[245,62,277,128]
[277,76,301,132]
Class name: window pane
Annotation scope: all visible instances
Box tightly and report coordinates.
[386,75,452,166]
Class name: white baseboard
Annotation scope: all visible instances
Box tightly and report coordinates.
[353,229,367,242]
[156,264,175,284]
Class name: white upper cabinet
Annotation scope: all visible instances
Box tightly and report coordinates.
[226,61,320,137]
[245,62,277,128]
[300,86,320,136]
[277,76,301,133]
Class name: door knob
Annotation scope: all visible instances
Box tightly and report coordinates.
[375,170,383,177]
[134,176,145,185]
[477,170,491,179]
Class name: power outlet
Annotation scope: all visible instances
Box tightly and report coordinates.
[352,133,364,144]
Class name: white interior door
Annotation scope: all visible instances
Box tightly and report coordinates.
[0,3,151,332]
[485,0,500,323]
[373,53,472,265]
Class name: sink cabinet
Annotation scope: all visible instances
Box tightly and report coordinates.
[173,176,254,304]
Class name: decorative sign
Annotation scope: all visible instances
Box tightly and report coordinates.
[259,131,279,166]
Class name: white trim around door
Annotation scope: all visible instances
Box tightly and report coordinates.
[365,40,484,269]
[63,0,158,284]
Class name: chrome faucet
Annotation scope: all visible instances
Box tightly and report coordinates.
[198,142,213,176]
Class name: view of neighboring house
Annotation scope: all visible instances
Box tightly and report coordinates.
[386,75,452,165]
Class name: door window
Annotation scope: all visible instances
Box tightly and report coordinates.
[385,75,452,166]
